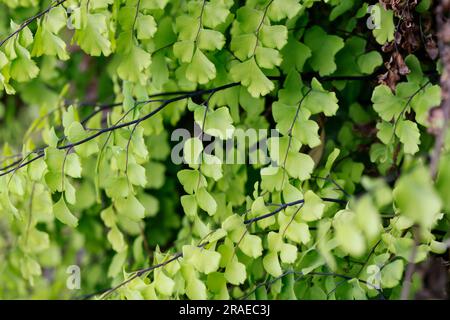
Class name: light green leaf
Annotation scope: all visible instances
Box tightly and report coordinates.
[136,14,157,40]
[115,195,145,221]
[198,29,225,51]
[196,187,217,216]
[395,120,420,155]
[183,245,221,274]
[183,137,203,168]
[186,278,207,300]
[194,106,234,140]
[173,40,195,63]
[181,194,198,217]
[186,49,216,84]
[178,169,206,194]
[225,257,246,285]
[304,78,339,116]
[107,226,126,252]
[239,234,263,258]
[260,25,288,50]
[73,11,111,56]
[65,153,82,178]
[263,251,282,277]
[285,152,314,181]
[268,0,302,21]
[372,5,395,45]
[393,166,442,229]
[299,190,325,222]
[280,243,297,264]
[333,210,365,257]
[230,58,274,98]
[255,46,282,69]
[381,260,404,288]
[53,196,78,227]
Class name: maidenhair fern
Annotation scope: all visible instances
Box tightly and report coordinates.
[0,0,449,300]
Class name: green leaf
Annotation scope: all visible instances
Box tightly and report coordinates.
[207,272,229,299]
[354,196,382,242]
[127,163,147,187]
[67,122,99,157]
[304,78,339,116]
[10,44,39,82]
[299,191,325,222]
[90,0,114,10]
[411,84,441,126]
[186,278,207,300]
[45,147,65,172]
[333,210,365,257]
[173,40,195,63]
[239,234,263,258]
[261,166,287,192]
[376,121,394,144]
[268,0,302,21]
[304,26,344,76]
[183,137,203,168]
[107,226,126,252]
[182,245,221,274]
[73,11,111,56]
[280,243,297,264]
[381,260,404,288]
[230,34,257,60]
[116,41,151,84]
[285,152,314,181]
[32,21,69,60]
[108,251,127,278]
[372,5,395,45]
[45,5,67,33]
[198,29,225,51]
[267,232,283,252]
[203,0,230,28]
[196,187,217,216]
[154,269,175,296]
[178,169,206,194]
[136,14,157,40]
[201,154,223,181]
[230,58,274,98]
[279,215,310,244]
[371,85,403,121]
[281,36,311,73]
[194,106,234,140]
[263,251,282,277]
[65,153,82,178]
[53,196,78,227]
[225,257,246,285]
[255,46,282,69]
[330,0,354,21]
[114,195,146,221]
[260,25,288,50]
[393,166,442,229]
[395,120,420,155]
[234,6,264,33]
[430,240,447,254]
[101,206,116,228]
[27,157,47,181]
[186,49,216,84]
[251,196,275,228]
[181,194,198,217]
[357,51,382,74]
